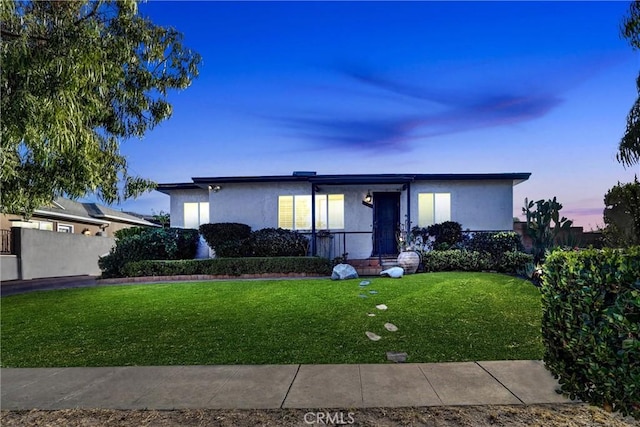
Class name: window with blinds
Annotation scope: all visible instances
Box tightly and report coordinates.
[278,194,344,230]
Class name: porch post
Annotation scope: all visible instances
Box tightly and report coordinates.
[311,183,316,256]
[406,181,412,233]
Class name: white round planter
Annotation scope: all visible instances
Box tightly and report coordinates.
[397,251,420,274]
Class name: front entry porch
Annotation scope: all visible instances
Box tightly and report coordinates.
[338,257,400,276]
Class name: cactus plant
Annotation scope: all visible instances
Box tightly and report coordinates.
[522,197,573,262]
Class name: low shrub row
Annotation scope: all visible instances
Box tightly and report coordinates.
[122,256,333,278]
[422,250,492,272]
[541,247,640,418]
[421,249,533,274]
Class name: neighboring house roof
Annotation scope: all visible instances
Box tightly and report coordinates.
[157,172,531,193]
[34,197,158,227]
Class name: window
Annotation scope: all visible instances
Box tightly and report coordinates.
[183,202,209,229]
[418,193,451,226]
[57,223,74,233]
[278,194,344,230]
[13,220,53,230]
[39,221,54,231]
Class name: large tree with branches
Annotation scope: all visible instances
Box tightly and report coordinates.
[1,0,201,217]
[619,0,640,167]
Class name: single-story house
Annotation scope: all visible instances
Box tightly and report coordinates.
[157,171,530,261]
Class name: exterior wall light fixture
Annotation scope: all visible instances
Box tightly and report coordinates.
[362,190,373,208]
[364,190,372,204]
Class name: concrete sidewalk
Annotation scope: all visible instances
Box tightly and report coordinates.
[1,361,572,410]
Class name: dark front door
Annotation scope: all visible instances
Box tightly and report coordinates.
[373,192,400,256]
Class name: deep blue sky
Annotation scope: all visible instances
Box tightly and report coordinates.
[109,0,639,228]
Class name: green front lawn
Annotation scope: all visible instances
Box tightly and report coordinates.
[0,272,542,367]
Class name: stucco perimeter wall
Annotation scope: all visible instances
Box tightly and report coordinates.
[1,255,19,281]
[168,189,210,228]
[410,180,514,231]
[12,228,116,280]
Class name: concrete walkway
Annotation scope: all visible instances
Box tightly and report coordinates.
[1,361,573,410]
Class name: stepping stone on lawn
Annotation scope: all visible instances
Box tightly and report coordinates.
[369,290,378,294]
[358,294,368,298]
[367,313,376,317]
[366,331,381,341]
[359,280,371,287]
[384,323,398,332]
[386,351,408,363]
[376,304,388,310]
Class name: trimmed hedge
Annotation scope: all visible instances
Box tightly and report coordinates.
[246,228,309,257]
[463,231,525,259]
[122,256,332,278]
[422,250,493,272]
[421,249,532,274]
[541,247,640,418]
[99,228,200,278]
[496,251,534,274]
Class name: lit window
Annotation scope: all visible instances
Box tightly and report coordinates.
[278,195,344,230]
[278,196,294,229]
[39,221,54,231]
[418,193,451,226]
[184,202,209,229]
[327,194,344,229]
[295,195,312,229]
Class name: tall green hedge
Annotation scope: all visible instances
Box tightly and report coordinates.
[199,223,308,257]
[541,247,640,418]
[99,227,200,278]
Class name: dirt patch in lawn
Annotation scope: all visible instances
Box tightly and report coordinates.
[2,404,637,426]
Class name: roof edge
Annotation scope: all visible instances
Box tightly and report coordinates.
[159,172,532,188]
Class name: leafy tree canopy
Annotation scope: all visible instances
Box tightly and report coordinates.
[618,0,640,167]
[1,0,201,218]
[603,176,640,248]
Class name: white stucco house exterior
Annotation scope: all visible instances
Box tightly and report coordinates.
[157,171,530,260]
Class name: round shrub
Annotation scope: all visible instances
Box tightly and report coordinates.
[199,223,252,250]
[245,228,309,257]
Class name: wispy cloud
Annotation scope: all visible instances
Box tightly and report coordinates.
[273,64,565,151]
[275,115,427,150]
